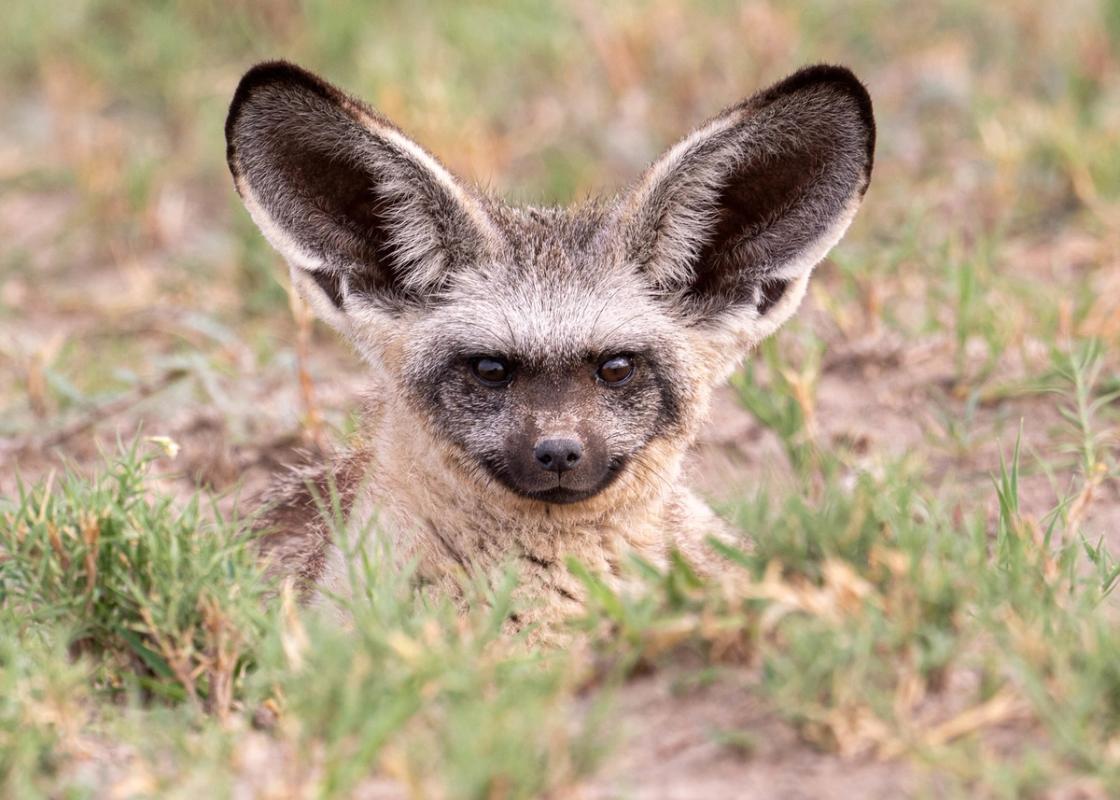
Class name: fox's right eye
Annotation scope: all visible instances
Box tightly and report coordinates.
[470,357,513,387]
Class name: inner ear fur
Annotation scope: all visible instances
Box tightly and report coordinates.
[621,64,875,324]
[225,61,496,312]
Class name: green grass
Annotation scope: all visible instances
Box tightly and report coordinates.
[2,342,1118,795]
[0,627,90,798]
[0,444,605,798]
[2,0,1119,795]
[1,440,267,714]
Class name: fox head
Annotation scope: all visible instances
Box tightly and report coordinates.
[226,62,874,510]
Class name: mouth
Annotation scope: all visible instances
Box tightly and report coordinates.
[481,456,628,505]
[520,485,602,505]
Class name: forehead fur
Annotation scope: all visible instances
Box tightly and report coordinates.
[407,203,681,367]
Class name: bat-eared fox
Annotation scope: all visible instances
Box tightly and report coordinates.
[225,60,875,629]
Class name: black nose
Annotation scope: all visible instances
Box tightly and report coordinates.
[534,438,583,473]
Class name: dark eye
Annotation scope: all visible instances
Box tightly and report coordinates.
[470,356,513,387]
[597,355,635,386]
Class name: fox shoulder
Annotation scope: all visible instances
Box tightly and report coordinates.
[251,447,371,596]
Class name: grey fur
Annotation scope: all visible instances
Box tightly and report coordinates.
[226,61,875,631]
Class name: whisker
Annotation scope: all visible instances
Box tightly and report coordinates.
[600,309,657,342]
[629,451,677,495]
[590,283,629,333]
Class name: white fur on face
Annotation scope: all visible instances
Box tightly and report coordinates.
[411,265,678,368]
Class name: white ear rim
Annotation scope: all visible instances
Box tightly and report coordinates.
[237,176,354,335]
[236,176,324,274]
[289,265,352,336]
[744,189,864,337]
[702,190,864,385]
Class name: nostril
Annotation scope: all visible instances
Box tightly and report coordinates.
[534,438,583,473]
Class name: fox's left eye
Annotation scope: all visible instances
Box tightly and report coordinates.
[597,355,635,386]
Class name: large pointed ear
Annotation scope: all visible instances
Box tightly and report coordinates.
[225,61,500,333]
[618,65,875,348]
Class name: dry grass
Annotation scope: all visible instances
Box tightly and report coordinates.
[1,1,1119,797]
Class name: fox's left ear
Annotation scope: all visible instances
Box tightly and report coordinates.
[618,65,874,351]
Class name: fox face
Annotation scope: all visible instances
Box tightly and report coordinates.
[401,215,692,505]
[226,62,874,513]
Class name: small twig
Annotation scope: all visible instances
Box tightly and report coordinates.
[879,689,1032,760]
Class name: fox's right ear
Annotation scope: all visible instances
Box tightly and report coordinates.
[225,61,499,333]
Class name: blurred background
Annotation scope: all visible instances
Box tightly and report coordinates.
[1,0,1117,507]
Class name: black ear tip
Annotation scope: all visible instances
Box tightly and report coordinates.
[766,64,873,125]
[761,63,875,182]
[225,61,338,177]
[778,64,869,94]
[231,60,333,103]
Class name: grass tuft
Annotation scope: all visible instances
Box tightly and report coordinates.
[0,441,267,717]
